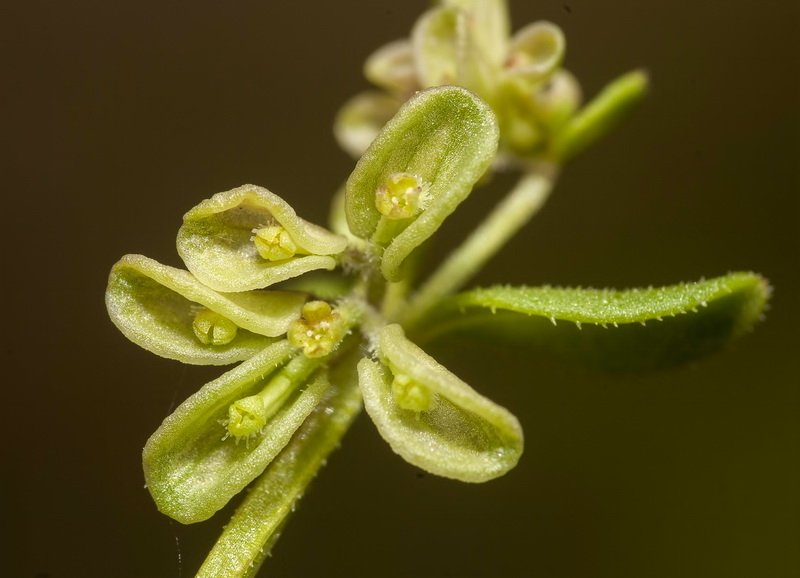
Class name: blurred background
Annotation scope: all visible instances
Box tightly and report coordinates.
[2,1,798,576]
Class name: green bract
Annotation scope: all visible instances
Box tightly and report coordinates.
[143,342,330,524]
[178,184,347,292]
[358,324,523,482]
[345,86,498,281]
[105,254,305,365]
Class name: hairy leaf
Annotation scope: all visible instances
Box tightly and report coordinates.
[412,273,769,372]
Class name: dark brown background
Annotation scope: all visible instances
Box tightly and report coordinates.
[2,1,798,576]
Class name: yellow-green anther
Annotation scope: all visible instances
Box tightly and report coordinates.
[392,373,436,412]
[192,309,239,346]
[375,173,428,219]
[287,301,346,358]
[253,225,298,261]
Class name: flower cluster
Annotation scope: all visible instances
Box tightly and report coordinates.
[335,0,647,169]
[106,1,768,574]
[107,87,533,524]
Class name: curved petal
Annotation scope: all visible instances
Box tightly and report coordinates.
[506,21,565,83]
[177,185,347,292]
[444,0,510,69]
[333,91,403,158]
[358,324,523,482]
[345,86,498,281]
[411,5,461,88]
[364,39,419,95]
[105,255,305,364]
[143,343,330,524]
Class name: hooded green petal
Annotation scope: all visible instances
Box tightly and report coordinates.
[143,342,330,524]
[505,21,565,83]
[364,40,419,95]
[358,324,523,482]
[177,185,348,292]
[444,0,510,70]
[106,255,305,365]
[345,86,498,281]
[412,273,771,372]
[333,91,403,158]
[413,0,507,99]
[411,5,460,88]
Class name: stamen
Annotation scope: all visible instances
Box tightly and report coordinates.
[375,173,429,219]
[287,301,346,358]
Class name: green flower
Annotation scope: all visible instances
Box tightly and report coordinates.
[335,0,647,166]
[105,37,768,575]
[178,184,348,292]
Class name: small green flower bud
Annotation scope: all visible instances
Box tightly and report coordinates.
[392,373,436,412]
[375,173,428,219]
[253,225,298,261]
[226,395,267,438]
[287,301,346,358]
[192,308,239,346]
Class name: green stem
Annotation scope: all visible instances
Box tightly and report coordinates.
[399,167,558,328]
[197,351,364,578]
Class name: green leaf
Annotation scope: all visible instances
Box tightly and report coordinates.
[553,69,649,162]
[105,255,305,365]
[411,273,770,372]
[197,351,363,578]
[177,185,347,292]
[143,342,330,524]
[345,86,498,281]
[358,324,523,482]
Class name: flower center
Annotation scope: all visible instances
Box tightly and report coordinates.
[192,309,238,345]
[375,173,428,220]
[253,225,298,261]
